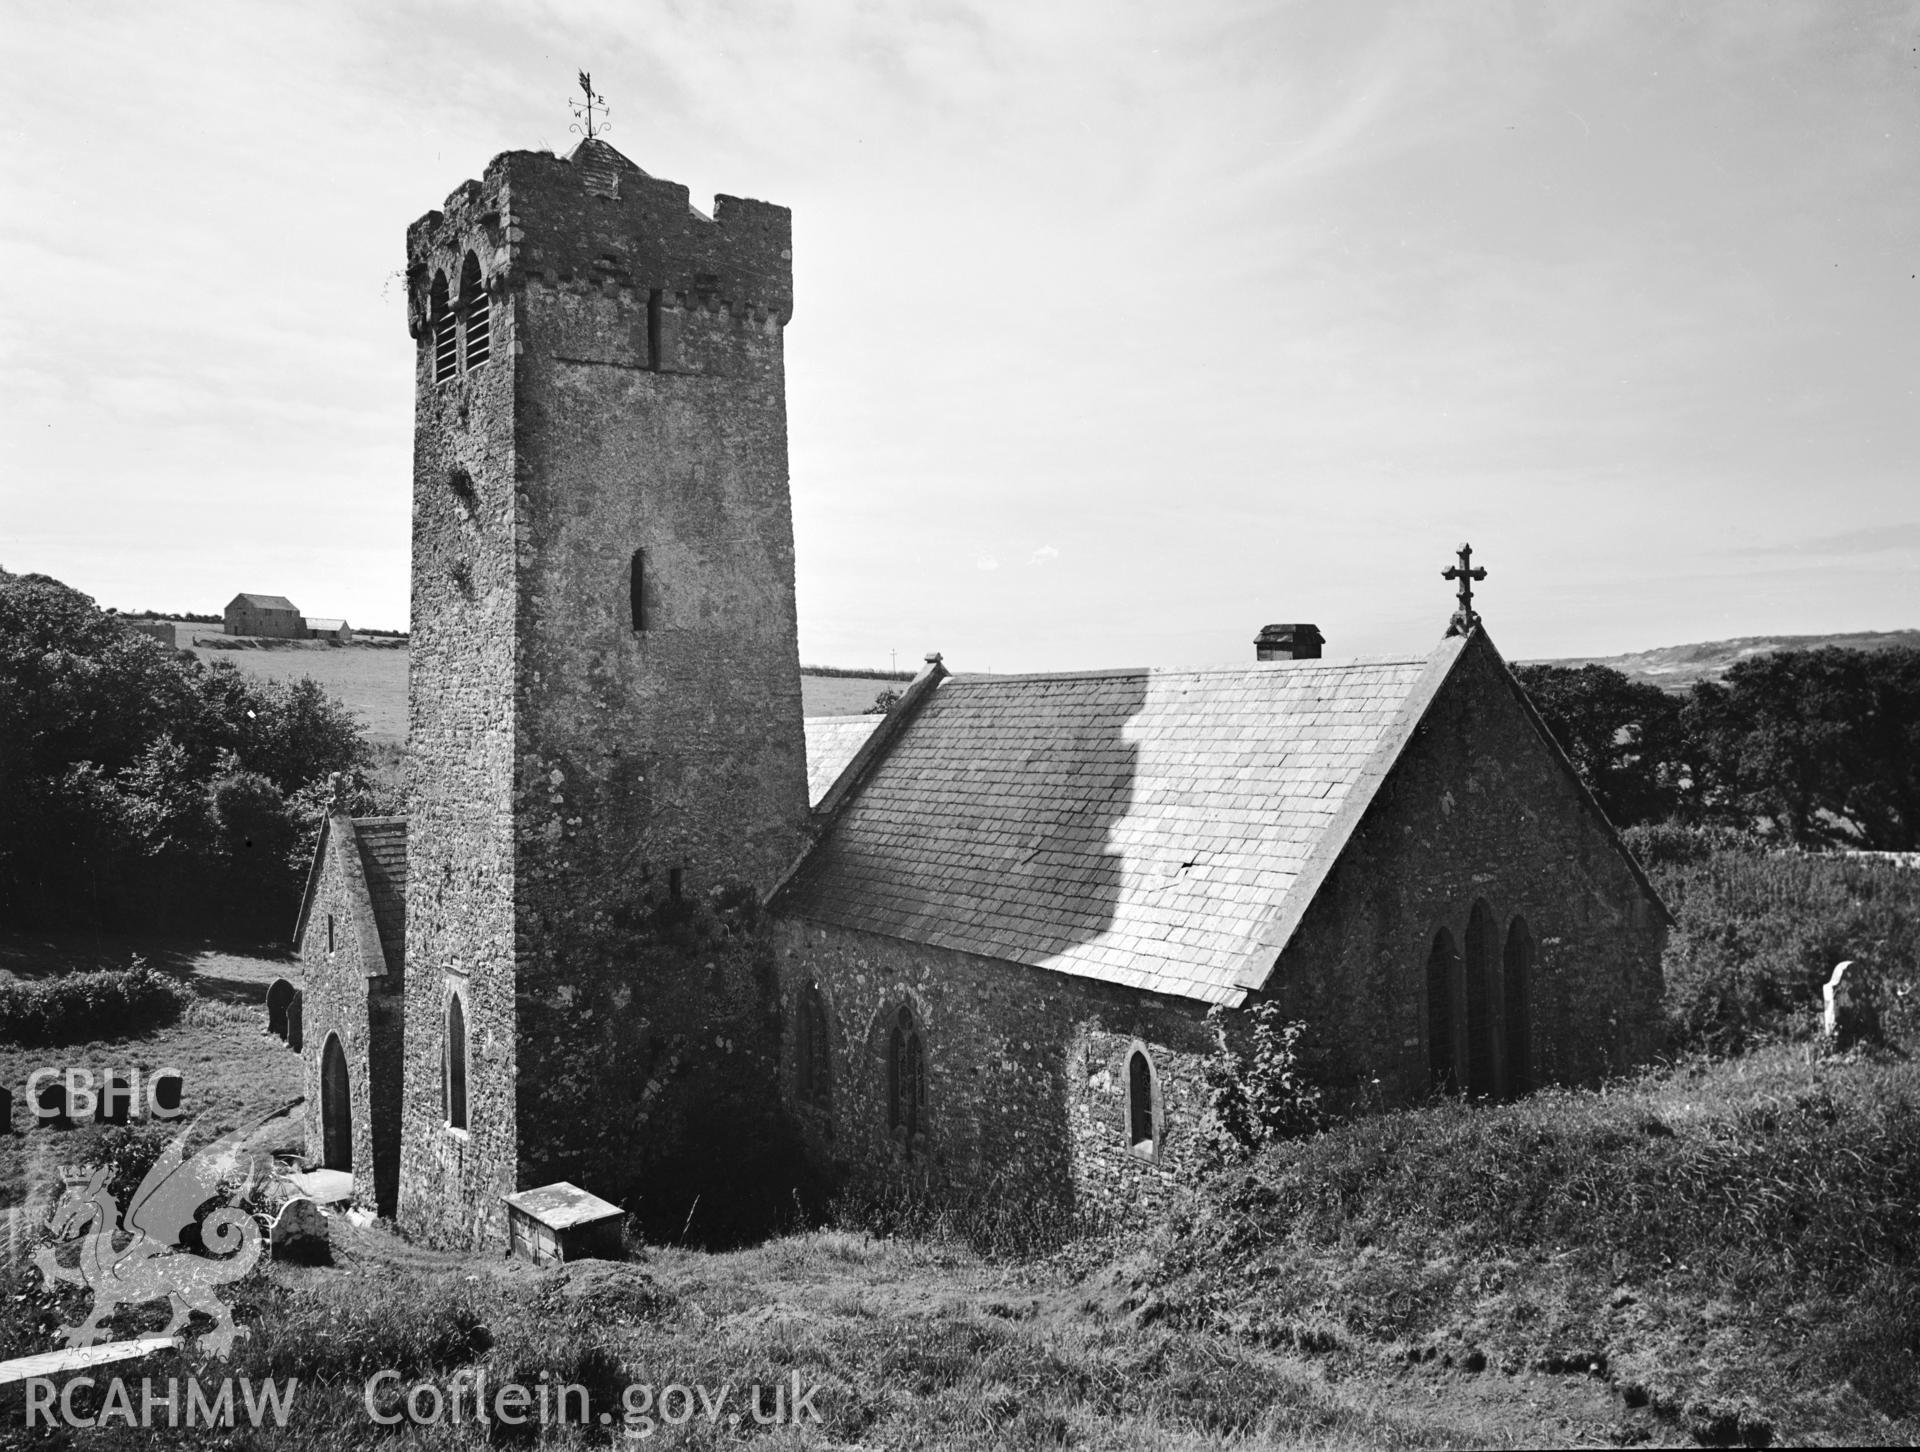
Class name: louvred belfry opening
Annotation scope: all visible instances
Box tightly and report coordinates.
[461,253,490,369]
[430,270,457,384]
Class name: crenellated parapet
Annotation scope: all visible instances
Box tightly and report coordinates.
[404,138,792,343]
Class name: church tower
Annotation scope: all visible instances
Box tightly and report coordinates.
[398,137,809,1247]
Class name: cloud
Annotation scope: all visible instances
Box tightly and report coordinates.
[1029,545,1060,565]
[1730,524,1920,557]
[976,554,1000,571]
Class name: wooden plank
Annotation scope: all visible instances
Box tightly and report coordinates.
[0,1336,179,1387]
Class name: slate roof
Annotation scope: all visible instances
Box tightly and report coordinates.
[352,818,408,974]
[778,649,1459,1006]
[307,618,349,633]
[804,716,884,808]
[229,593,298,612]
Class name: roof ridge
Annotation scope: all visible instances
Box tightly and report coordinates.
[945,654,1432,686]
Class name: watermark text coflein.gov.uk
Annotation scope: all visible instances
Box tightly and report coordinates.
[364,1370,825,1434]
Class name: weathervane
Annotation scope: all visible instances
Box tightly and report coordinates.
[1442,542,1487,636]
[569,71,610,140]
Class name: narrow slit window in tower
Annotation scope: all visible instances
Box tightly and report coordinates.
[629,549,646,631]
[445,991,468,1130]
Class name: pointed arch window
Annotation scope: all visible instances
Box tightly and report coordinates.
[460,252,491,369]
[1126,1045,1160,1160]
[430,270,457,385]
[887,1005,925,1149]
[1464,900,1502,1098]
[797,982,831,1109]
[444,989,469,1130]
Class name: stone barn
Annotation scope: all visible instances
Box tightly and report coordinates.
[282,129,1668,1241]
[289,809,407,1214]
[306,617,353,643]
[224,592,305,638]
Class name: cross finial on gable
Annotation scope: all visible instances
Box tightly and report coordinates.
[1442,542,1487,636]
[570,71,610,140]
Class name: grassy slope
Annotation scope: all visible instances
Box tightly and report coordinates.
[6,904,1919,1445]
[0,933,304,1235]
[4,1218,1570,1449]
[1151,1045,1920,1446]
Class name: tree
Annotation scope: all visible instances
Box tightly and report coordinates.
[1685,647,1920,848]
[0,569,374,931]
[1512,663,1693,827]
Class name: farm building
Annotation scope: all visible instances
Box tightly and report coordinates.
[224,592,304,638]
[306,617,353,643]
[287,133,1669,1242]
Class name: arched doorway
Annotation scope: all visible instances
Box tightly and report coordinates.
[266,978,295,1040]
[1464,901,1503,1098]
[321,1033,353,1172]
[1504,917,1533,1097]
[1426,928,1461,1091]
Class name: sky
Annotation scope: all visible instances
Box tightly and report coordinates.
[1,1,1915,672]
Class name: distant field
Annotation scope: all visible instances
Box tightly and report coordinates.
[173,630,410,744]
[154,625,899,742]
[801,673,899,715]
[1531,628,1920,691]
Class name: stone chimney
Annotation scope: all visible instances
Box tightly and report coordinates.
[1254,623,1324,661]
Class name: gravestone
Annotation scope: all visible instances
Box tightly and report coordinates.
[1823,960,1877,1048]
[270,1197,332,1265]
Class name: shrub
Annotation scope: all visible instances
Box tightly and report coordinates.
[0,955,187,1045]
[1199,1002,1326,1164]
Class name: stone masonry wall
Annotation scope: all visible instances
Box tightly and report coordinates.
[293,836,391,1214]
[505,145,808,1222]
[770,919,1216,1220]
[398,172,522,1247]
[1267,631,1668,1102]
[398,144,809,1243]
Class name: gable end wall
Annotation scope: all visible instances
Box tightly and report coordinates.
[1268,634,1667,1098]
[295,833,404,1215]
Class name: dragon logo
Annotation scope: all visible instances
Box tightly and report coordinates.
[34,1120,268,1359]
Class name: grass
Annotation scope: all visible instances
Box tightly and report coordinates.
[0,931,304,1235]
[3,1225,1518,1448]
[1630,826,1920,1053]
[179,635,410,746]
[1151,1043,1920,1446]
